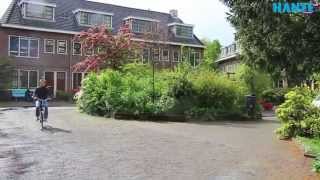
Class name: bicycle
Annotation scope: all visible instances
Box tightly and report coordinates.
[37,98,50,129]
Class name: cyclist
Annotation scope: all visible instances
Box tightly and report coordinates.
[34,79,50,121]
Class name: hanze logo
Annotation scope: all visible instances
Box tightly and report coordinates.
[273,1,320,14]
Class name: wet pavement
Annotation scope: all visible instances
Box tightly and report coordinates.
[0,107,318,180]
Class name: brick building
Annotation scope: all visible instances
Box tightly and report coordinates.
[0,0,204,96]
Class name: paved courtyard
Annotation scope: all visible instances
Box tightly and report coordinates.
[0,107,318,180]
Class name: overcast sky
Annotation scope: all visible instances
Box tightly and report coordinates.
[0,0,235,46]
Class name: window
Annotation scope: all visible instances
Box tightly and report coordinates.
[85,48,94,56]
[73,42,82,55]
[9,36,19,56]
[78,11,112,28]
[132,19,157,33]
[190,51,201,67]
[29,71,38,88]
[12,70,18,88]
[73,73,83,89]
[44,39,55,53]
[142,48,150,64]
[173,50,180,62]
[153,48,160,61]
[18,70,38,89]
[57,40,67,54]
[21,2,55,21]
[176,25,193,38]
[57,72,66,91]
[161,49,169,61]
[9,36,39,58]
[20,70,29,88]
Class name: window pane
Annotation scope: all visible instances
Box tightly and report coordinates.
[80,12,89,25]
[9,36,19,56]
[162,49,169,61]
[142,48,150,63]
[20,39,29,57]
[45,39,55,53]
[73,73,82,89]
[58,41,67,54]
[26,3,54,20]
[190,52,195,66]
[20,71,28,88]
[153,48,160,61]
[57,72,66,91]
[173,51,180,62]
[12,70,18,88]
[80,12,112,28]
[29,71,38,88]
[29,40,39,57]
[176,25,193,38]
[132,19,155,33]
[73,42,82,55]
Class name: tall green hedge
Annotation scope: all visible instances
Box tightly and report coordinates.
[76,63,250,120]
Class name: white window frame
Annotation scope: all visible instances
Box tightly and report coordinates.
[13,69,39,89]
[168,23,194,39]
[161,49,169,61]
[20,1,56,22]
[72,41,82,56]
[73,9,113,28]
[8,35,40,58]
[72,72,86,90]
[84,48,94,56]
[57,40,68,55]
[190,51,201,67]
[56,71,68,92]
[173,50,180,62]
[153,48,160,62]
[141,48,150,64]
[44,39,55,54]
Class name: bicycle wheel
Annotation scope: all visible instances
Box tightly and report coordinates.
[40,111,44,129]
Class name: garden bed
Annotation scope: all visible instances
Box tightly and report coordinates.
[296,137,320,158]
[114,112,186,122]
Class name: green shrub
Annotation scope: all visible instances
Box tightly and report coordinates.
[313,157,320,173]
[275,87,320,139]
[301,114,320,138]
[56,90,74,102]
[275,121,298,139]
[276,87,315,123]
[77,62,253,120]
[170,66,248,120]
[234,64,272,98]
[77,63,174,116]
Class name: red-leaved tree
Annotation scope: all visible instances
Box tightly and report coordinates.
[72,24,140,72]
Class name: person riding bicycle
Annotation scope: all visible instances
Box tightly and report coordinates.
[34,79,50,121]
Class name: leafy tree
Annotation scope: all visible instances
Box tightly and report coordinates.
[222,0,320,87]
[72,24,139,72]
[0,57,14,90]
[235,64,273,98]
[202,39,221,67]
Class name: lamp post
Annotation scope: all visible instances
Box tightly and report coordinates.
[152,57,155,104]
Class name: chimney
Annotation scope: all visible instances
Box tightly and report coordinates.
[169,9,178,18]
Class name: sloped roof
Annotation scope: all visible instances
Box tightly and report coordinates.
[2,0,204,47]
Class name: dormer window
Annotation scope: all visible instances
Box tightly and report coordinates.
[19,0,56,22]
[168,23,194,39]
[73,9,113,28]
[124,16,159,33]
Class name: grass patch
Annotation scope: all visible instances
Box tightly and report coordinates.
[296,137,320,173]
[296,136,320,157]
